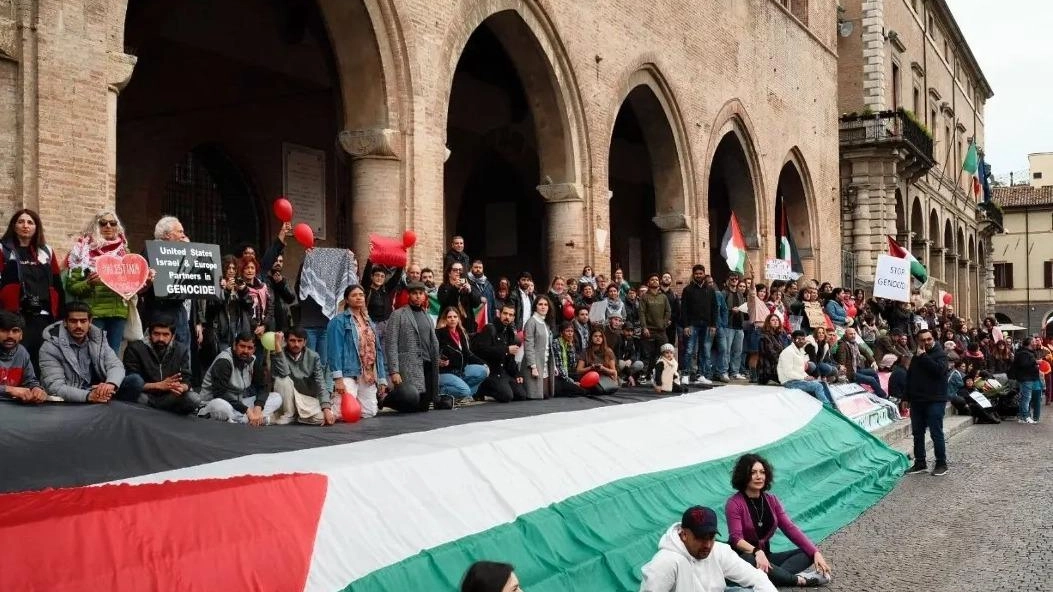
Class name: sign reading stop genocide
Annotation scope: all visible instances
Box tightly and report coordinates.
[145,240,223,300]
[873,254,911,302]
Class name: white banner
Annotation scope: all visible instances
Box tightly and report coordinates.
[873,255,911,302]
[764,258,795,281]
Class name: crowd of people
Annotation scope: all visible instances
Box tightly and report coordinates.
[0,208,1049,435]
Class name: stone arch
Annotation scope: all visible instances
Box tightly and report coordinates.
[894,190,906,237]
[775,148,819,277]
[439,2,588,188]
[928,209,941,246]
[928,208,941,280]
[442,6,587,280]
[944,219,955,257]
[956,226,966,259]
[910,197,924,240]
[704,100,765,280]
[606,64,695,279]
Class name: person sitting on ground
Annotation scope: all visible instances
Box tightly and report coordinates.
[326,284,388,418]
[271,328,333,425]
[873,327,909,361]
[436,306,489,403]
[652,342,686,394]
[473,302,526,403]
[122,315,199,415]
[803,326,838,381]
[198,332,281,425]
[639,505,777,592]
[757,314,786,386]
[835,327,889,398]
[824,288,848,328]
[0,310,47,403]
[461,560,522,592]
[39,301,127,404]
[778,330,835,406]
[577,327,619,395]
[551,321,586,397]
[725,454,833,587]
[384,281,441,411]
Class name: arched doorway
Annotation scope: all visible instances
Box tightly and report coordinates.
[928,209,941,280]
[118,0,350,252]
[774,157,813,277]
[708,132,759,284]
[444,10,575,282]
[608,85,686,282]
[910,198,925,262]
[894,190,906,238]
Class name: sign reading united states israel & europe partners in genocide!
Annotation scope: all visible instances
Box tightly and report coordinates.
[145,241,223,300]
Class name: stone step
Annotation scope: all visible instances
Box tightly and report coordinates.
[873,407,975,460]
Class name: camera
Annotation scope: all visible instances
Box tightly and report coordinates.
[20,293,43,314]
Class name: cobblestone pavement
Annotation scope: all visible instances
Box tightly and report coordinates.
[815,416,1053,592]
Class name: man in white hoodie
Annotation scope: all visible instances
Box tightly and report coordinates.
[639,506,777,592]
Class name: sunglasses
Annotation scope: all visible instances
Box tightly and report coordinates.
[98,220,118,227]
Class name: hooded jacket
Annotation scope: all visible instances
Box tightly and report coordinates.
[639,524,776,592]
[39,321,125,402]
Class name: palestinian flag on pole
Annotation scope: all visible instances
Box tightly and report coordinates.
[721,212,747,274]
[962,142,982,201]
[887,235,928,284]
[777,195,803,273]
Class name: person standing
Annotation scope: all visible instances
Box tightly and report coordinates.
[384,282,441,412]
[680,265,716,386]
[659,272,681,352]
[721,275,747,381]
[437,261,483,334]
[639,274,671,383]
[0,209,64,371]
[904,329,950,476]
[141,216,203,374]
[327,284,388,418]
[66,211,134,353]
[443,235,471,272]
[363,260,404,337]
[1012,336,1043,424]
[520,295,554,399]
[466,260,496,324]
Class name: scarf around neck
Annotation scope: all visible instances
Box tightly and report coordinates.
[66,233,127,271]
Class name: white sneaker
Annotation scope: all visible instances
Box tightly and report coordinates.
[1025,417,1036,424]
[731,373,747,380]
[679,375,689,386]
[696,375,713,385]
[718,374,731,383]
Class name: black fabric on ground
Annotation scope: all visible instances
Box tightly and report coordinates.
[0,387,692,493]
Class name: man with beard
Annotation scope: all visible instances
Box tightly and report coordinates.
[466,259,496,324]
[639,274,671,383]
[141,216,203,371]
[198,332,281,425]
[122,315,199,414]
[514,271,535,330]
[659,272,681,350]
[384,282,442,411]
[680,265,716,385]
[639,505,776,592]
[473,302,526,403]
[0,310,47,403]
[420,267,438,298]
[271,328,332,425]
[38,301,125,403]
[264,253,297,333]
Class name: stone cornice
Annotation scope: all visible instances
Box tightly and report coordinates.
[338,128,401,160]
[107,52,137,93]
[652,213,690,232]
[911,61,925,77]
[536,182,584,203]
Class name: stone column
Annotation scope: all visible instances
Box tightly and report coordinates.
[930,246,944,283]
[106,52,137,201]
[982,234,996,317]
[537,182,585,279]
[945,252,958,304]
[653,213,693,279]
[339,128,403,260]
[860,0,887,112]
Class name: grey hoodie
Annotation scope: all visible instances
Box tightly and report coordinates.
[39,321,125,403]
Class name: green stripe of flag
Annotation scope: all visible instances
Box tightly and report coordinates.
[343,409,907,592]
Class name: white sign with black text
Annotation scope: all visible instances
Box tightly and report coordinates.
[873,254,911,302]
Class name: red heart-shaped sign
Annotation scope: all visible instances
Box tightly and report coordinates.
[95,254,150,300]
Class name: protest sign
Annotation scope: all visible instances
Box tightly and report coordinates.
[95,254,150,299]
[873,255,910,302]
[145,241,223,300]
[764,258,795,281]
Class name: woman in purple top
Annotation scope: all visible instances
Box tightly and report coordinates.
[724,453,834,587]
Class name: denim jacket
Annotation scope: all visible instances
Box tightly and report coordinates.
[326,310,388,383]
[714,290,729,330]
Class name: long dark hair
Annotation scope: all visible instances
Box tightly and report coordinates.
[532,294,554,326]
[461,561,514,592]
[2,209,45,250]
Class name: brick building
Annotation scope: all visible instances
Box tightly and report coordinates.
[0,0,841,285]
[836,0,996,322]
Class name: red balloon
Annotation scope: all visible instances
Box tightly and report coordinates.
[563,303,575,320]
[293,223,315,249]
[515,330,524,344]
[272,197,294,223]
[580,371,600,389]
[942,293,953,305]
[1040,360,1051,375]
[402,230,417,249]
[340,393,362,423]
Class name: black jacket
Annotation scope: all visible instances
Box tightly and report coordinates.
[472,322,520,378]
[363,261,403,323]
[437,326,485,375]
[437,282,483,333]
[123,340,191,393]
[443,250,471,273]
[1012,348,1041,382]
[904,343,949,402]
[680,281,716,326]
[265,273,297,332]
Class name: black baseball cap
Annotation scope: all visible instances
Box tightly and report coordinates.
[681,505,719,537]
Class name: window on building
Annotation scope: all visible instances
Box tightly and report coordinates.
[1035,172,1043,180]
[1046,262,1053,289]
[891,63,901,109]
[928,14,935,33]
[930,108,937,128]
[913,87,920,115]
[994,263,1013,289]
[943,40,949,60]
[945,125,951,167]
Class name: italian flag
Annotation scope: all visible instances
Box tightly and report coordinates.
[962,142,982,201]
[887,235,928,284]
[721,212,747,274]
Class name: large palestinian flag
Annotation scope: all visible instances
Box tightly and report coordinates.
[0,387,906,591]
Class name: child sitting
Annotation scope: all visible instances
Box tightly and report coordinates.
[652,343,687,393]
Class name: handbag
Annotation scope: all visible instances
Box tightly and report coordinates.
[124,294,144,341]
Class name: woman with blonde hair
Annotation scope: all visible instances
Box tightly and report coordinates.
[66,210,133,352]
